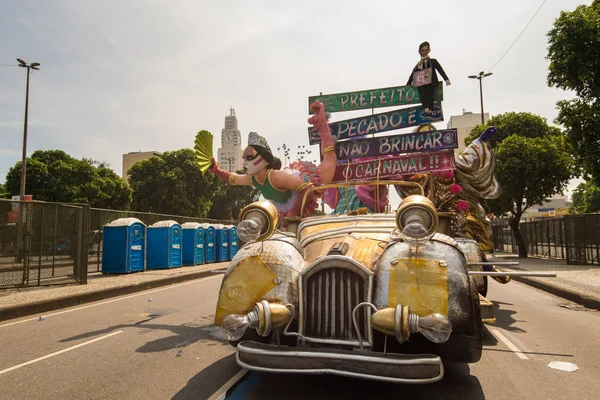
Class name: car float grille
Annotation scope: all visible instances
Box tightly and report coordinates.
[302,266,370,341]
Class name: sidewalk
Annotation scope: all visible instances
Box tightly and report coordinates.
[0,262,228,322]
[1,254,599,323]
[487,252,600,310]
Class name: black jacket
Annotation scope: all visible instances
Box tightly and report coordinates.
[406,58,449,86]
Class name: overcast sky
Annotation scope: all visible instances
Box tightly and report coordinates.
[0,0,590,197]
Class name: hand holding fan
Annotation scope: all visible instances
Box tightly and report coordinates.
[194,130,214,174]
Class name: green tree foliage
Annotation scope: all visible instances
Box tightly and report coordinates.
[465,113,574,257]
[554,99,600,184]
[94,165,133,209]
[0,182,8,199]
[546,1,600,184]
[4,150,131,209]
[464,112,562,147]
[570,180,600,213]
[128,149,219,216]
[206,171,260,220]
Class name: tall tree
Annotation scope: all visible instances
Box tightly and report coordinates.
[4,150,131,209]
[547,1,600,184]
[128,149,219,217]
[466,113,575,257]
[206,173,260,221]
[92,166,133,210]
[570,180,600,214]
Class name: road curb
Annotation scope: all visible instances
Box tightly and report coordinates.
[0,269,217,322]
[509,275,600,310]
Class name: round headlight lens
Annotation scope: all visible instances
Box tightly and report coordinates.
[238,201,279,242]
[237,218,262,242]
[396,195,438,244]
[400,208,433,237]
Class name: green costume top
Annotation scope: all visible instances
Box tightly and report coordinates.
[251,170,293,203]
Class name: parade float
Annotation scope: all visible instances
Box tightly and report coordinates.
[199,67,554,382]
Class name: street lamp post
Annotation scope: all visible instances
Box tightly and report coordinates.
[468,71,492,125]
[15,59,40,281]
[224,157,236,220]
[17,58,40,201]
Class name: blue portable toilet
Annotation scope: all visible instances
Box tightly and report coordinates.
[203,224,216,263]
[228,225,239,260]
[146,220,182,269]
[102,218,145,274]
[215,224,230,262]
[182,222,204,266]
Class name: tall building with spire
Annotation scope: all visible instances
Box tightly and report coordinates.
[217,107,243,172]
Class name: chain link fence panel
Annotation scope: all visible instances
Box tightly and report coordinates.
[0,199,89,288]
[1,199,236,286]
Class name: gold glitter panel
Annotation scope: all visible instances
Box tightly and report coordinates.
[389,258,448,316]
[215,256,277,325]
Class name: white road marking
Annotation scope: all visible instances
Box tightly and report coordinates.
[0,274,222,329]
[0,330,123,375]
[207,369,249,400]
[490,328,529,360]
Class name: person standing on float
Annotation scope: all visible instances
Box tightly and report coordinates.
[207,101,336,218]
[407,41,451,115]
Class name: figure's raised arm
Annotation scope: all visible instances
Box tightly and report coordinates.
[208,158,252,186]
[308,101,337,185]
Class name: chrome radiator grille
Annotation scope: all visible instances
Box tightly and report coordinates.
[303,267,369,340]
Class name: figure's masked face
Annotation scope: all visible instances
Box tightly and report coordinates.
[243,147,268,175]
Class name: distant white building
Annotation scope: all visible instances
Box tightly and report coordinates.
[447,110,489,153]
[122,151,162,182]
[521,196,570,221]
[217,108,244,172]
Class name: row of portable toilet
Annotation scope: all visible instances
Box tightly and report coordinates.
[101,218,238,274]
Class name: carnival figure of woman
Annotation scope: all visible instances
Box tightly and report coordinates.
[207,101,337,218]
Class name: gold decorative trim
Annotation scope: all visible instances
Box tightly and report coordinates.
[401,305,410,341]
[252,169,269,186]
[238,201,278,241]
[300,180,424,217]
[265,169,288,193]
[296,182,313,192]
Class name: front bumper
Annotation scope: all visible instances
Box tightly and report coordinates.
[236,341,444,384]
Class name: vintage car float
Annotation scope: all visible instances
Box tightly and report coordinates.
[213,181,515,384]
[211,82,555,383]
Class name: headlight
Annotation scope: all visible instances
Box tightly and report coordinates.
[371,304,452,344]
[395,195,438,245]
[222,301,292,340]
[238,201,278,242]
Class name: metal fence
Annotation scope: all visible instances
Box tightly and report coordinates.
[0,199,89,288]
[492,214,600,265]
[563,214,600,265]
[1,200,235,288]
[86,208,234,272]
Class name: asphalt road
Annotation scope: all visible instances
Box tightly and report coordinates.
[0,276,599,399]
